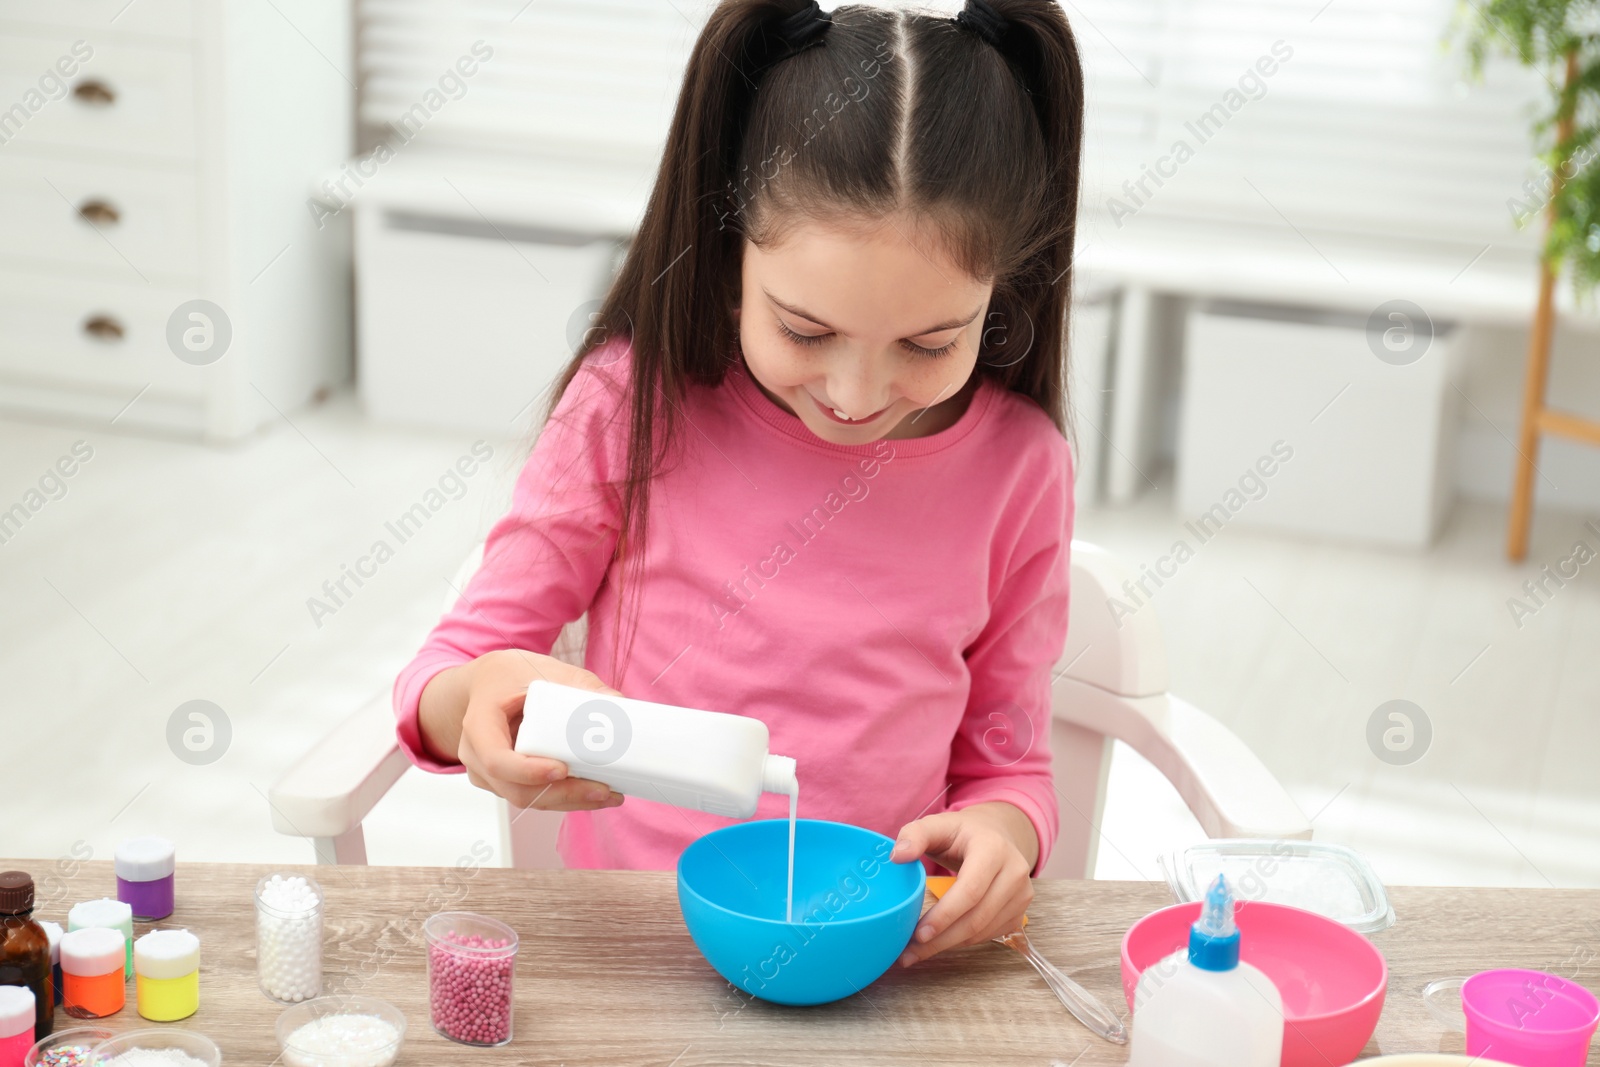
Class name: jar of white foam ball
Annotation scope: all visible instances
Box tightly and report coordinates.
[254,873,323,1003]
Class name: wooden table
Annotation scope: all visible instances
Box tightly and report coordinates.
[10,859,1599,1065]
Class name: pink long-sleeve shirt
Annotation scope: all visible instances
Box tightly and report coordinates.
[393,336,1074,874]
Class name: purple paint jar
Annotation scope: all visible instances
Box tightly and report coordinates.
[114,837,174,922]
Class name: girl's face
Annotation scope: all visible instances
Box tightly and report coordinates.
[736,215,993,444]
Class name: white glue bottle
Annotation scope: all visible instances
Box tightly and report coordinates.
[1127,874,1284,1067]
[513,680,798,818]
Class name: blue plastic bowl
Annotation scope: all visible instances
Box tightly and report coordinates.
[677,818,926,1006]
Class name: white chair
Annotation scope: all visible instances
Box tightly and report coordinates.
[267,540,1311,877]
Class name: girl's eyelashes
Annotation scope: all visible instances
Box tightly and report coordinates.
[776,320,828,348]
[775,319,958,358]
[903,337,958,358]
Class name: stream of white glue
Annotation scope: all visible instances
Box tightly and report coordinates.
[786,781,799,923]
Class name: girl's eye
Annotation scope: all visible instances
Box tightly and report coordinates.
[776,321,829,347]
[778,319,957,359]
[900,338,958,358]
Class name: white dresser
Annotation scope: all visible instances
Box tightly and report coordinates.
[0,0,352,441]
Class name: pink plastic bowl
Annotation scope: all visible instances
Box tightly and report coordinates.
[1121,900,1387,1067]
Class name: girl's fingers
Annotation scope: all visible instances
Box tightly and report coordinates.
[499,775,624,811]
[904,867,1030,965]
[969,875,1033,943]
[544,790,627,812]
[903,853,1001,963]
[462,701,570,787]
[567,668,622,696]
[478,745,569,789]
[891,813,962,868]
[469,763,623,811]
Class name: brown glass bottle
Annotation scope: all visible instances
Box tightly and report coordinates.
[0,871,52,1040]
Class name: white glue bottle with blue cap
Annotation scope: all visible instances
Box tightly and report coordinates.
[1127,874,1284,1067]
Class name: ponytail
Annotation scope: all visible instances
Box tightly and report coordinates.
[546,1,825,678]
[952,0,1086,432]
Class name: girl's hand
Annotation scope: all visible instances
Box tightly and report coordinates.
[441,648,628,812]
[889,802,1039,966]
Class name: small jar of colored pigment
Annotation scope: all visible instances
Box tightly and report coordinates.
[36,924,61,1008]
[58,929,124,1020]
[0,987,34,1067]
[64,901,131,979]
[423,912,518,1047]
[114,838,174,923]
[22,1026,113,1067]
[133,929,199,1022]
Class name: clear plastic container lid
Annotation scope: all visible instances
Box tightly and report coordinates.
[1157,839,1395,934]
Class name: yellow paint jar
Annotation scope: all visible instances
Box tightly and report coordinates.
[133,928,200,1022]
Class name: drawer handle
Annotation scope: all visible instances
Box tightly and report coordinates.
[77,199,121,227]
[72,80,116,106]
[83,314,126,342]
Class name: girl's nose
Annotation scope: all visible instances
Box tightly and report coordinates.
[825,357,892,420]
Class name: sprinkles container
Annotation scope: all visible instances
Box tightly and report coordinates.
[23,1026,113,1067]
[0,987,34,1067]
[64,901,131,979]
[424,912,518,1046]
[58,929,123,1020]
[132,929,199,1022]
[113,838,175,923]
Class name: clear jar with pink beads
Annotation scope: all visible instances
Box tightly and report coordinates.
[423,913,518,1047]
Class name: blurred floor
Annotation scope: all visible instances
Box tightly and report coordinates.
[1,393,1596,890]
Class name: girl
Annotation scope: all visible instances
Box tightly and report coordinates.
[395,0,1084,968]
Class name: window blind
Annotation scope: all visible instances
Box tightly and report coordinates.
[357,0,718,171]
[356,0,1552,250]
[1070,0,1551,250]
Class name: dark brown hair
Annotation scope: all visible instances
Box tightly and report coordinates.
[547,0,1084,677]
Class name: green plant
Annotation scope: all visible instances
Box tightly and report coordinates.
[1450,0,1600,299]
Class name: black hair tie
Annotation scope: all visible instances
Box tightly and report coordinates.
[952,0,1008,48]
[774,1,832,51]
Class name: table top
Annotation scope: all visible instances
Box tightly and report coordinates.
[9,859,1598,1065]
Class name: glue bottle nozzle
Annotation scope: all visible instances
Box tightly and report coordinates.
[1188,874,1241,971]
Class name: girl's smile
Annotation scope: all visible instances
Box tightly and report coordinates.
[810,393,892,424]
[737,214,994,444]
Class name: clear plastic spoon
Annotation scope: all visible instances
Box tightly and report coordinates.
[925,875,1128,1044]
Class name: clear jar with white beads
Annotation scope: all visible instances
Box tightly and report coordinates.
[255,873,323,1003]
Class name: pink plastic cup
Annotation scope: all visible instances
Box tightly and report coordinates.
[1426,969,1599,1067]
[1463,970,1598,1067]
